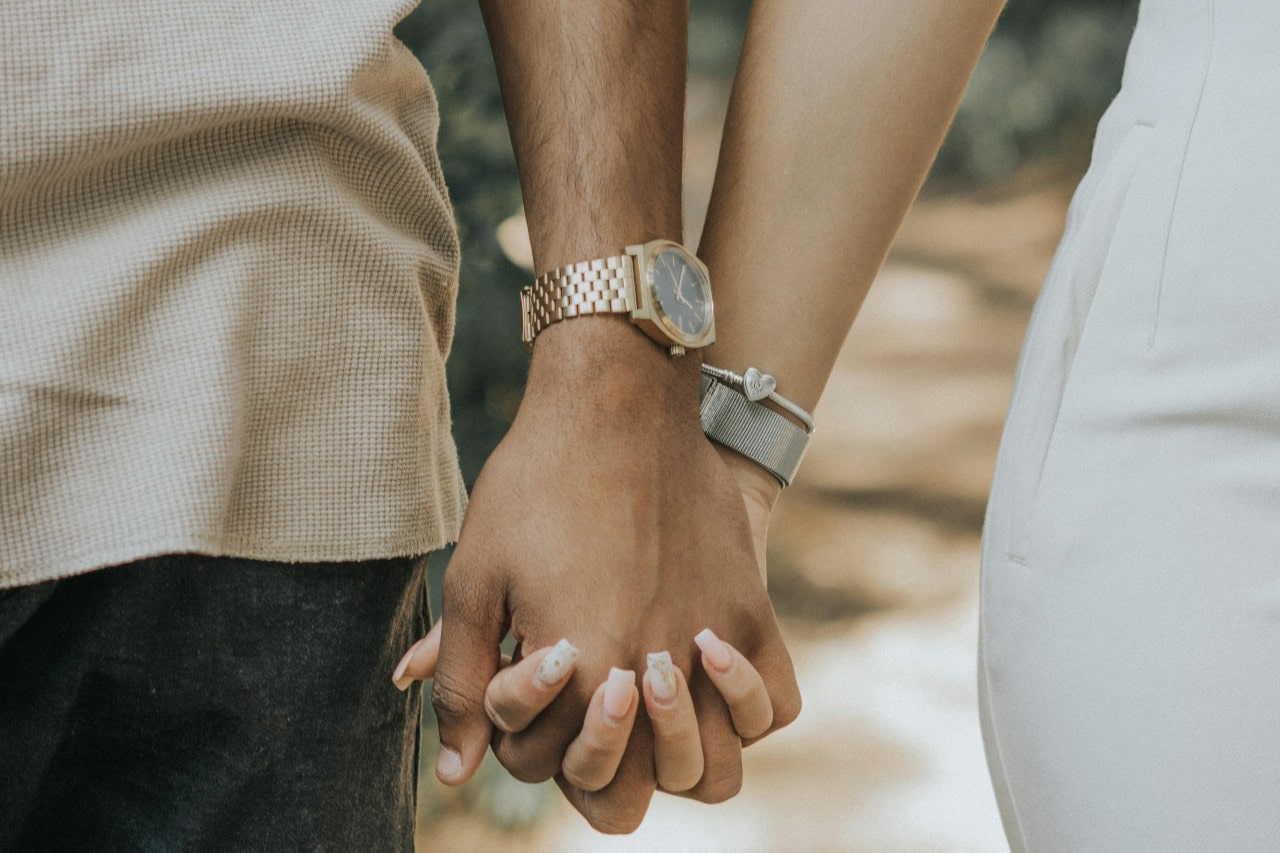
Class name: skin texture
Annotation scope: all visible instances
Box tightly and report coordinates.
[424,0,801,835]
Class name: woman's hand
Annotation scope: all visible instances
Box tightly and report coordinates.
[393,617,779,798]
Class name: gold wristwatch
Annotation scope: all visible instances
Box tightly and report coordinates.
[520,239,715,356]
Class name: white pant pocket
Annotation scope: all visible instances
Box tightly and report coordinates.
[1000,122,1155,564]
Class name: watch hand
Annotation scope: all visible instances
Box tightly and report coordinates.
[673,265,693,307]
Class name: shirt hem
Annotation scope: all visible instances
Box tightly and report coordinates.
[0,520,463,592]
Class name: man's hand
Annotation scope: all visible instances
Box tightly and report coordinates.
[428,319,800,833]
[396,618,778,805]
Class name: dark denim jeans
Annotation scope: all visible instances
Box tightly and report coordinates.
[0,554,429,852]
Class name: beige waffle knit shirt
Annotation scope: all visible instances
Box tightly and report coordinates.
[0,0,468,589]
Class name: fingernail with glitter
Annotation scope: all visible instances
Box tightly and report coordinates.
[534,639,580,688]
[602,667,635,724]
[695,628,733,674]
[646,651,678,708]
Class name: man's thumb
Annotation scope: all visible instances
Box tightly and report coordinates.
[431,566,506,786]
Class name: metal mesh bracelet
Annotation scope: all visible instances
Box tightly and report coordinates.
[699,364,815,431]
[698,365,814,487]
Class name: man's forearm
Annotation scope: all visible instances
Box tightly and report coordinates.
[480,0,686,276]
[480,0,698,404]
[701,0,1006,415]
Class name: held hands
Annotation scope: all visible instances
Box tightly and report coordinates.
[394,623,774,802]
[396,320,799,833]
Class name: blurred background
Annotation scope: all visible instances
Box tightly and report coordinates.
[395,0,1139,849]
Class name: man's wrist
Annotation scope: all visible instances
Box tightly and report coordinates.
[523,315,702,422]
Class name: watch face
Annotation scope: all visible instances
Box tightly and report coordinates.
[650,246,713,341]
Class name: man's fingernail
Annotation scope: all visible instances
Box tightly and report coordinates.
[646,651,678,708]
[695,628,733,674]
[602,667,635,724]
[534,639,580,688]
[391,638,425,690]
[436,747,463,783]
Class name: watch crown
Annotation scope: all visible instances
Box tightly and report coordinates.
[669,345,686,358]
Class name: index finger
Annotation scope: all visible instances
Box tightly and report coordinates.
[484,639,581,733]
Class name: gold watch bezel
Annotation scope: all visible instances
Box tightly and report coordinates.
[625,239,716,351]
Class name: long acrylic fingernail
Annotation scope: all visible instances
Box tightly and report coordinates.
[602,667,635,724]
[534,639,580,688]
[391,637,426,690]
[436,747,462,783]
[646,651,678,708]
[695,628,733,674]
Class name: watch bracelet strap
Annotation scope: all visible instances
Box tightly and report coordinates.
[520,254,635,347]
[699,375,810,487]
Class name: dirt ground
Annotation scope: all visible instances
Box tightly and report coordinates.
[417,77,1080,852]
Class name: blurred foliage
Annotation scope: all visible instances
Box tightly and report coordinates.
[938,0,1139,183]
[394,0,1137,837]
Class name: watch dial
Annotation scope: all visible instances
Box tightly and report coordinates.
[651,247,712,340]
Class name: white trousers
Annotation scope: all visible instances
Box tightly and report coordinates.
[979,1,1280,849]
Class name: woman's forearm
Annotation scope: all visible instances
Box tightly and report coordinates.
[701,0,1005,415]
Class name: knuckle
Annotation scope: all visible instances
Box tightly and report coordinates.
[430,679,481,723]
[440,554,477,595]
[493,737,560,783]
[583,800,646,835]
[441,574,485,620]
[591,814,644,835]
[562,766,587,789]
[772,687,803,731]
[503,759,554,785]
[563,744,622,791]
[577,736,619,763]
[483,694,519,734]
[440,562,501,622]
[736,714,772,741]
[655,717,700,745]
[692,763,743,804]
[658,767,703,794]
[562,765,605,793]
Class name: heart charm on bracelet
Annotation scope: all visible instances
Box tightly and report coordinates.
[742,367,777,402]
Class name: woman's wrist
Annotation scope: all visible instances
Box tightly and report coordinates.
[713,444,780,582]
[715,444,783,510]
